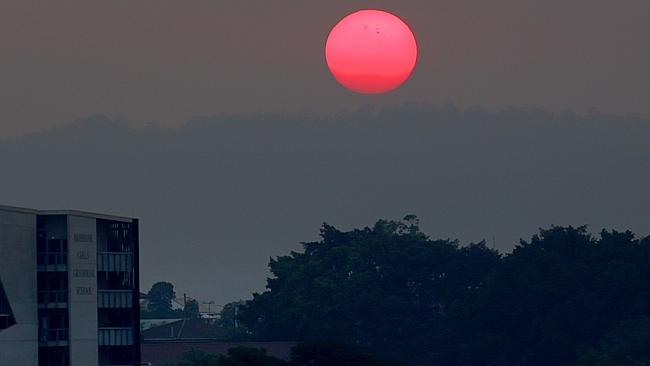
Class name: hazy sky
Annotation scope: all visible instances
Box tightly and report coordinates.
[2,109,649,305]
[1,0,649,136]
[1,1,650,305]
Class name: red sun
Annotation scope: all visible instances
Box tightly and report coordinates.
[325,9,418,94]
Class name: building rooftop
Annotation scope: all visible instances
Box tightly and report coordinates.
[0,205,135,222]
[0,205,38,214]
[142,318,219,341]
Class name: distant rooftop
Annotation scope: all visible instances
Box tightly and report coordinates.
[142,341,296,366]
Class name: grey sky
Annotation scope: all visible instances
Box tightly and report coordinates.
[1,0,649,136]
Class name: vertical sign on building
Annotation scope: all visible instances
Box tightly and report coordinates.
[67,215,99,366]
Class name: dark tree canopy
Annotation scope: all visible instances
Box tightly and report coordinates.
[166,343,396,366]
[240,220,650,366]
[569,317,650,366]
[459,227,650,366]
[167,347,287,366]
[144,281,179,318]
[290,342,398,366]
[240,218,500,364]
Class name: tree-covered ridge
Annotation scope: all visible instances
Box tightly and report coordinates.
[240,219,650,366]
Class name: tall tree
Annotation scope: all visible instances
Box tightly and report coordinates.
[147,281,176,314]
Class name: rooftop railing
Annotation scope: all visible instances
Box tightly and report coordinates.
[97,252,133,272]
[38,290,68,305]
[37,252,67,267]
[98,327,134,346]
[98,290,133,308]
[39,328,68,345]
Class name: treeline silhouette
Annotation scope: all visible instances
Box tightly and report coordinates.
[239,218,650,366]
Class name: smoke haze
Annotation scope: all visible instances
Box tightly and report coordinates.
[2,105,649,304]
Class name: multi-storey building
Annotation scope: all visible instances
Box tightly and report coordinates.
[0,205,140,366]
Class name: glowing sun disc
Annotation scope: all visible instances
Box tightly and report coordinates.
[325,9,418,94]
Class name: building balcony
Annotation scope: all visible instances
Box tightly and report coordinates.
[98,290,133,308]
[39,328,69,347]
[37,252,67,271]
[98,327,134,346]
[37,291,68,307]
[98,252,133,272]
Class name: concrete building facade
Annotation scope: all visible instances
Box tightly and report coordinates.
[0,205,140,366]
